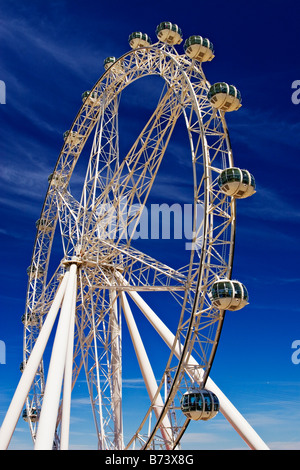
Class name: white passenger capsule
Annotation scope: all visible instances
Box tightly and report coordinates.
[27,265,44,279]
[48,172,66,188]
[181,389,219,421]
[81,90,99,104]
[128,32,152,49]
[103,56,125,81]
[35,218,53,232]
[22,407,39,423]
[184,35,214,62]
[218,168,256,198]
[21,313,39,326]
[63,130,81,147]
[208,82,242,112]
[155,21,183,45]
[103,56,116,70]
[209,279,249,311]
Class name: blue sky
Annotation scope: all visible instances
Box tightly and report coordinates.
[1,0,300,450]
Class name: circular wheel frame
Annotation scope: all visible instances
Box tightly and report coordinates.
[23,39,236,450]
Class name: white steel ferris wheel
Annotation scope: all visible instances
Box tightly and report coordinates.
[0,22,269,450]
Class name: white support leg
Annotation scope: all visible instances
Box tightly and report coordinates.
[0,272,70,450]
[34,263,78,450]
[60,270,77,450]
[127,289,269,450]
[120,292,172,448]
[110,289,123,450]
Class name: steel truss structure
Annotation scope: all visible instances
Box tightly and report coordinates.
[0,37,269,450]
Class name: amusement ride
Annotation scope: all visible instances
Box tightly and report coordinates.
[0,22,269,450]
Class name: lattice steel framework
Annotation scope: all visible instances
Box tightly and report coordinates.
[0,37,269,451]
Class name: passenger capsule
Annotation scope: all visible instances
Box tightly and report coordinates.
[208,82,242,112]
[180,389,219,421]
[104,56,116,70]
[209,279,249,311]
[184,35,214,62]
[22,407,39,423]
[129,32,152,49]
[155,22,183,45]
[27,265,44,278]
[104,56,125,81]
[218,168,256,198]
[48,172,66,188]
[81,90,99,104]
[48,173,54,183]
[35,218,53,232]
[63,130,81,147]
[21,313,39,326]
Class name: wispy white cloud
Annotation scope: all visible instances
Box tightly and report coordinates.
[181,431,223,444]
[230,107,300,156]
[0,14,98,81]
[242,186,300,221]
[122,378,145,388]
[268,441,300,450]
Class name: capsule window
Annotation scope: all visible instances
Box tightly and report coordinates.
[213,396,219,411]
[242,285,249,301]
[203,392,212,411]
[229,86,237,97]
[233,282,243,298]
[241,170,250,185]
[212,281,233,299]
[225,168,241,182]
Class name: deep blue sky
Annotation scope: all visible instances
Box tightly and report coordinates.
[1,0,300,450]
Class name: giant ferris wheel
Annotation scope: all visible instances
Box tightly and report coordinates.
[0,22,269,450]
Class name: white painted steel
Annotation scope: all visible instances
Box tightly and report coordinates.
[60,269,77,450]
[109,289,123,450]
[35,263,78,450]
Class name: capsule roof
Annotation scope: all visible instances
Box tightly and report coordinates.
[22,407,39,422]
[218,168,255,190]
[184,35,214,53]
[180,389,219,421]
[104,56,116,68]
[128,31,152,48]
[218,168,256,199]
[35,218,53,230]
[155,21,183,36]
[209,279,249,311]
[208,82,241,102]
[210,279,249,301]
[81,90,99,104]
[27,265,44,276]
[155,21,183,45]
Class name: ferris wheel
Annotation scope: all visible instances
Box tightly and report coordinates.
[0,22,269,451]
